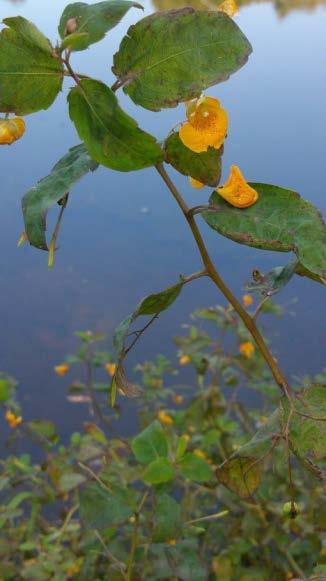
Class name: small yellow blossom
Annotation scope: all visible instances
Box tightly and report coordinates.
[105,363,116,377]
[151,378,163,389]
[179,96,228,153]
[173,394,184,405]
[242,294,253,307]
[54,363,70,376]
[158,410,174,425]
[193,448,207,460]
[168,539,177,545]
[0,117,25,145]
[66,562,81,578]
[239,341,255,359]
[188,424,196,433]
[181,433,191,443]
[217,165,259,208]
[189,176,204,189]
[5,410,22,429]
[179,355,190,366]
[218,0,238,17]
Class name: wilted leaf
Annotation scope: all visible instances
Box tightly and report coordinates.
[164,132,223,187]
[216,456,261,498]
[245,260,298,297]
[22,144,98,250]
[79,482,136,529]
[143,457,174,484]
[203,183,326,279]
[112,8,252,111]
[153,493,182,541]
[0,17,63,115]
[58,0,143,51]
[178,453,213,482]
[68,79,163,171]
[132,420,168,464]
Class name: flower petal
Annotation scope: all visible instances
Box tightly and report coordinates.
[217,165,259,208]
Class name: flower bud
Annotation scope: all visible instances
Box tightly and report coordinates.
[65,18,78,36]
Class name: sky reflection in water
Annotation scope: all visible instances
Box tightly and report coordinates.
[0,0,325,435]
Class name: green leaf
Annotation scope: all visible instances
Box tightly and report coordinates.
[68,78,163,171]
[216,457,261,498]
[203,183,326,279]
[112,8,252,111]
[27,420,57,442]
[164,132,223,187]
[79,482,136,529]
[58,0,143,51]
[153,493,181,541]
[59,472,86,492]
[0,17,63,115]
[132,420,168,464]
[245,259,298,297]
[178,453,213,482]
[0,380,10,403]
[112,282,183,361]
[59,32,90,51]
[22,144,98,250]
[143,457,174,484]
[280,384,326,461]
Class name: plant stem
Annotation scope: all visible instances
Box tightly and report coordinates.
[126,491,149,581]
[155,162,291,398]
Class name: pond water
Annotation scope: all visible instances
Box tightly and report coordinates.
[1,0,325,437]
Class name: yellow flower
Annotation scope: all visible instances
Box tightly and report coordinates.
[173,394,184,405]
[181,433,191,443]
[105,363,116,377]
[179,355,190,366]
[218,0,238,17]
[179,96,228,153]
[168,539,177,545]
[217,166,259,208]
[5,410,22,429]
[193,448,207,460]
[158,410,174,425]
[54,363,70,376]
[189,176,204,189]
[239,341,255,359]
[0,117,25,145]
[242,294,253,307]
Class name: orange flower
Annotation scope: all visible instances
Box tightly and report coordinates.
[239,341,255,359]
[242,294,253,307]
[0,117,25,145]
[5,410,22,429]
[218,0,238,17]
[179,96,228,153]
[217,166,259,208]
[179,355,190,366]
[54,363,70,376]
[158,410,174,425]
[105,363,116,377]
[193,448,207,460]
[173,394,184,405]
[168,539,177,546]
[189,176,204,189]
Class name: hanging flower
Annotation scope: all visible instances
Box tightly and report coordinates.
[105,363,117,377]
[189,176,204,189]
[239,341,255,359]
[0,117,25,145]
[179,355,190,366]
[173,394,184,405]
[179,96,228,153]
[54,363,70,376]
[242,294,253,307]
[218,0,238,17]
[158,409,174,425]
[216,165,259,208]
[5,410,22,429]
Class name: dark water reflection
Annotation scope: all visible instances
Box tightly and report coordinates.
[0,0,325,437]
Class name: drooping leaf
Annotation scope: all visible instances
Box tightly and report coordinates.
[112,8,252,111]
[164,132,223,187]
[178,453,213,482]
[27,420,57,443]
[79,482,136,529]
[216,457,261,498]
[58,0,143,51]
[245,260,298,297]
[68,79,163,171]
[0,17,63,115]
[203,183,326,279]
[143,457,175,484]
[22,144,98,250]
[131,420,168,464]
[153,493,182,542]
